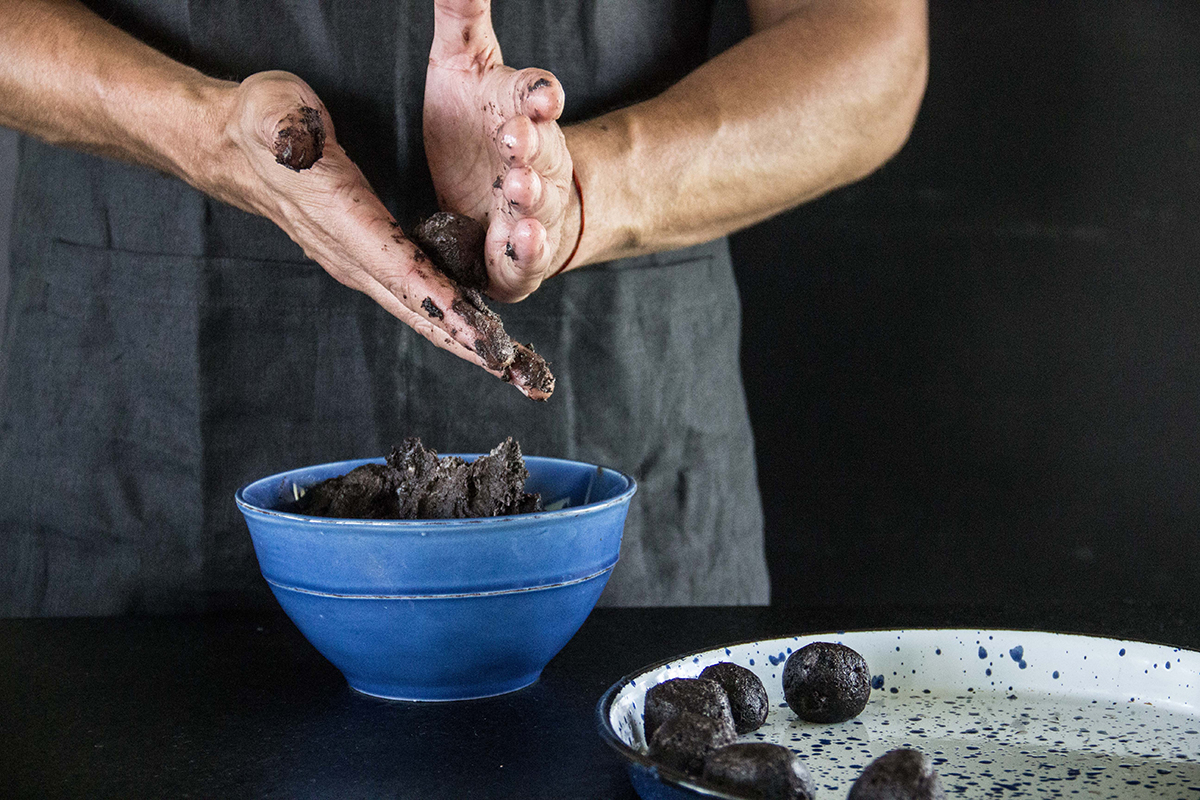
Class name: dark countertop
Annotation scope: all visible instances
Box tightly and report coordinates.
[2,602,1197,799]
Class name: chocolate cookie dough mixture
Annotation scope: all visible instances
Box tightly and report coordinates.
[409,211,555,400]
[412,211,489,292]
[272,106,326,171]
[299,436,542,520]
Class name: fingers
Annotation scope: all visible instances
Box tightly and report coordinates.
[231,71,552,397]
[342,213,516,370]
[512,68,564,122]
[484,214,548,301]
[503,165,567,219]
[277,162,517,372]
[354,271,492,370]
[430,0,500,68]
[485,98,571,300]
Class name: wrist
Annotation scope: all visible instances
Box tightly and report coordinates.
[562,115,641,267]
[160,76,241,198]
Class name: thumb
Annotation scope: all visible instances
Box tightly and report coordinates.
[431,0,501,67]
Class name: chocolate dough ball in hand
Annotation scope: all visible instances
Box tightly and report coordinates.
[643,677,736,743]
[411,211,489,292]
[848,748,947,800]
[702,743,817,800]
[648,711,736,776]
[700,662,769,734]
[782,642,871,723]
[407,211,556,400]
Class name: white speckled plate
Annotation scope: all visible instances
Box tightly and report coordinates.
[597,630,1200,799]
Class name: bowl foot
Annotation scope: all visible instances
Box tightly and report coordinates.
[346,670,543,702]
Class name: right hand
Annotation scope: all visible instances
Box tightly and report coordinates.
[423,0,578,303]
[192,71,526,390]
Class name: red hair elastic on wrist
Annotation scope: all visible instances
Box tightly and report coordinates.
[551,169,584,278]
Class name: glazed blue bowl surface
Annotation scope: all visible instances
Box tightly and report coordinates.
[235,455,635,701]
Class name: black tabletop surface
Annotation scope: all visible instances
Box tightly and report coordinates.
[2,602,1198,799]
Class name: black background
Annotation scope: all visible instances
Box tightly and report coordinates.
[1,2,1198,610]
[731,1,1200,607]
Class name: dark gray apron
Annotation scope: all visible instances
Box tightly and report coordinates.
[0,0,768,615]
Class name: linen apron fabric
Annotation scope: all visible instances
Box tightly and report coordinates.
[0,0,769,616]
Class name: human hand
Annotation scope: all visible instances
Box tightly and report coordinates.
[193,71,552,398]
[424,0,578,303]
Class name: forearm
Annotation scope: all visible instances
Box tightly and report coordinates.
[0,0,232,189]
[563,0,928,266]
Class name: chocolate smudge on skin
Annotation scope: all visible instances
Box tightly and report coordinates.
[273,106,325,171]
[503,343,555,401]
[451,291,514,370]
[421,297,444,319]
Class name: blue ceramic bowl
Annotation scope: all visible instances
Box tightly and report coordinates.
[235,455,636,701]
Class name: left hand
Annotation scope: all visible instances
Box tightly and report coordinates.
[423,0,577,302]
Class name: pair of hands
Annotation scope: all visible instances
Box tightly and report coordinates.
[196,0,575,395]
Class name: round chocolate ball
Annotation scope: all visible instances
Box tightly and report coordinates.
[699,662,770,734]
[848,748,947,800]
[643,677,736,742]
[648,711,736,776]
[702,742,817,800]
[782,641,871,723]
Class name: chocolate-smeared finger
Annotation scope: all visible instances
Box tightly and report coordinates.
[273,106,326,171]
[503,343,555,401]
[398,208,554,399]
[373,223,512,367]
[450,288,515,370]
[513,68,565,122]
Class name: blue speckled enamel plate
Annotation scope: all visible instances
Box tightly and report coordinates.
[597,630,1200,799]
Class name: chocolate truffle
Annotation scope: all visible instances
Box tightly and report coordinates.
[782,642,871,723]
[848,748,947,800]
[702,743,817,800]
[643,677,736,743]
[648,711,736,776]
[411,211,489,292]
[700,662,770,734]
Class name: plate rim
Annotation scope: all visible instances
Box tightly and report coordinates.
[595,626,1200,799]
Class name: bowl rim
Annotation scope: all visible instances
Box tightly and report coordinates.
[234,453,638,528]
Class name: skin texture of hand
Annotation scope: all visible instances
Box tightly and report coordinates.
[424,0,577,303]
[420,0,927,290]
[0,0,928,394]
[205,72,531,385]
[0,1,550,398]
